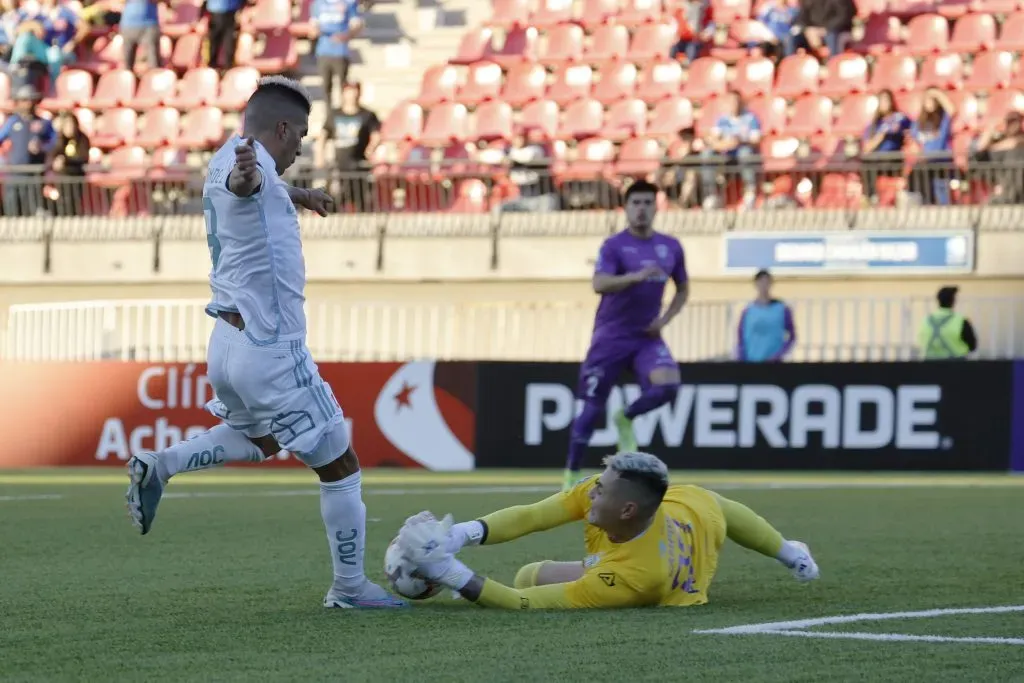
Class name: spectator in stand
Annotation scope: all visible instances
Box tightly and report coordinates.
[0,0,22,63]
[859,89,909,205]
[0,85,56,216]
[312,0,363,109]
[737,269,796,363]
[700,90,762,210]
[44,110,90,215]
[203,0,243,69]
[9,0,88,85]
[314,80,380,211]
[669,0,713,63]
[907,89,954,206]
[498,128,558,212]
[119,0,161,71]
[660,127,704,209]
[795,0,854,57]
[970,109,1024,205]
[756,0,800,60]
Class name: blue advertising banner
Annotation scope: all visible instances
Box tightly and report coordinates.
[723,231,974,275]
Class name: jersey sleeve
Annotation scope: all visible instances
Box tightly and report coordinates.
[671,240,687,284]
[475,564,647,609]
[479,476,594,545]
[594,239,622,276]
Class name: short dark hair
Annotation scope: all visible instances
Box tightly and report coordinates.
[754,269,772,281]
[625,179,659,202]
[937,285,958,308]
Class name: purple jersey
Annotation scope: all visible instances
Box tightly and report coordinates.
[592,230,687,342]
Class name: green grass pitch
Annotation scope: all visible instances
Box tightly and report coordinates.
[2,469,1023,682]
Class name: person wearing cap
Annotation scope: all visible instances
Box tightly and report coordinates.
[312,0,363,110]
[736,269,797,362]
[917,286,977,360]
[314,80,379,211]
[0,85,55,215]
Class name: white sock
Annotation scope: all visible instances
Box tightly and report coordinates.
[776,539,804,568]
[321,472,367,595]
[155,424,267,482]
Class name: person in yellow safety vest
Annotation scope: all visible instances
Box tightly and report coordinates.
[917,285,978,359]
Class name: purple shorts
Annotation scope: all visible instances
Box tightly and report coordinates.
[577,336,678,402]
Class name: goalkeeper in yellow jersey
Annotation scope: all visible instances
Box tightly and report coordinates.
[395,451,819,609]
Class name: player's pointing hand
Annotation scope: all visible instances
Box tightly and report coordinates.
[234,136,258,182]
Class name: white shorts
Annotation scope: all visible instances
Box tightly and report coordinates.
[205,318,345,469]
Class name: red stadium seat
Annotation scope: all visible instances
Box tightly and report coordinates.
[820,54,868,97]
[603,98,648,141]
[236,30,298,73]
[635,59,683,103]
[577,0,619,28]
[488,0,531,29]
[0,72,9,113]
[501,63,547,107]
[91,69,136,109]
[905,14,949,55]
[558,97,604,140]
[995,13,1024,53]
[681,57,727,100]
[964,51,1013,93]
[449,27,494,66]
[91,107,137,149]
[539,23,584,66]
[647,97,694,138]
[41,69,93,111]
[614,136,663,177]
[833,93,879,137]
[695,96,733,137]
[178,106,224,148]
[132,68,178,110]
[162,0,204,38]
[774,54,820,100]
[417,64,460,107]
[72,107,95,137]
[618,0,665,27]
[788,95,833,138]
[473,100,513,142]
[952,94,979,133]
[135,107,180,148]
[917,53,963,91]
[217,66,259,111]
[77,34,124,73]
[586,24,630,68]
[531,0,574,29]
[559,137,615,179]
[869,53,917,93]
[733,56,775,99]
[981,0,1023,12]
[173,67,219,109]
[848,15,902,55]
[949,12,996,53]
[449,178,490,213]
[592,62,637,105]
[459,61,503,106]
[106,145,149,180]
[171,33,205,71]
[979,90,1024,129]
[380,100,423,142]
[519,99,560,138]
[626,21,678,65]
[745,95,787,136]
[547,64,593,107]
[420,102,469,145]
[488,26,538,67]
[712,0,752,22]
[760,136,802,172]
[248,0,291,32]
[152,145,188,169]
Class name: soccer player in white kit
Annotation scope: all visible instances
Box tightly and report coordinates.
[125,75,406,609]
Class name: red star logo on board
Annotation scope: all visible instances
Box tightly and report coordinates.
[394,382,416,410]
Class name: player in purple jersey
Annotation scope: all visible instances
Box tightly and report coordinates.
[562,180,689,491]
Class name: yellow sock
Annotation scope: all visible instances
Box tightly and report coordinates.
[714,493,785,559]
[513,561,547,589]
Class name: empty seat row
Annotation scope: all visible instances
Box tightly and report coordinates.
[53,107,228,150]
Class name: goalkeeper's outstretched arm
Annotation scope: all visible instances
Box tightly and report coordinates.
[448,486,589,551]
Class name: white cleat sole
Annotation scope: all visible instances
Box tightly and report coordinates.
[789,541,820,582]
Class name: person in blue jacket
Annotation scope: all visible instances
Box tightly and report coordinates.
[737,269,797,363]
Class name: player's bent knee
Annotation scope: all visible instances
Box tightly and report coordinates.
[648,368,681,386]
[301,420,353,476]
[514,562,548,589]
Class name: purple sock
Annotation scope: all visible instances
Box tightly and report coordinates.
[624,384,678,420]
[565,402,603,472]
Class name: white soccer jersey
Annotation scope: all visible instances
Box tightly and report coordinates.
[202,136,307,344]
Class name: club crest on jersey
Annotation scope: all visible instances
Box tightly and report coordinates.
[655,244,669,260]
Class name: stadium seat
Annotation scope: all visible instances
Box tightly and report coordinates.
[647,96,694,138]
[586,24,630,68]
[419,102,469,145]
[135,107,180,148]
[72,108,96,137]
[625,21,678,65]
[91,108,137,149]
[473,100,514,142]
[833,93,879,137]
[712,20,775,62]
[614,136,662,177]
[171,33,205,71]
[982,0,1024,12]
[952,94,979,133]
[949,12,996,53]
[173,67,219,109]
[488,0,531,29]
[635,59,683,103]
[236,30,298,73]
[539,23,585,66]
[745,95,787,136]
[964,51,1013,93]
[247,0,292,32]
[531,0,574,29]
[979,90,1024,129]
[449,178,490,213]
[558,97,604,140]
[788,95,834,137]
[161,0,204,38]
[41,69,93,111]
[488,26,538,67]
[77,34,125,73]
[547,64,593,107]
[592,62,637,105]
[848,15,902,55]
[178,106,224,149]
[559,137,615,179]
[132,68,178,110]
[603,98,647,141]
[417,65,459,107]
[459,61,503,106]
[760,136,802,172]
[774,54,820,100]
[518,98,560,138]
[995,13,1024,53]
[379,100,423,142]
[732,56,775,99]
[711,0,752,22]
[577,0,620,27]
[91,69,137,109]
[0,72,9,113]
[869,53,917,93]
[217,66,260,111]
[820,54,868,97]
[905,14,949,55]
[917,53,963,90]
[681,57,727,100]
[449,26,495,65]
[695,96,734,137]
[106,145,149,180]
[501,62,547,107]
[618,0,665,28]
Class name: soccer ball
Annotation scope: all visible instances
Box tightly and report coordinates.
[383,537,443,600]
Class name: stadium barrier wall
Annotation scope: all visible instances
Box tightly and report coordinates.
[1,359,1021,472]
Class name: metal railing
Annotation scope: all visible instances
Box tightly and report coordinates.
[5,296,1021,362]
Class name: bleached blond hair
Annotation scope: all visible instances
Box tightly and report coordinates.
[256,75,312,110]
[602,451,670,513]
